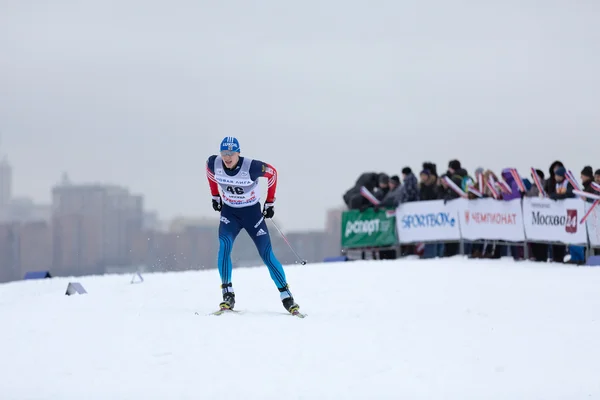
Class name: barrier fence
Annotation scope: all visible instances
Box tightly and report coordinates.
[341,197,600,257]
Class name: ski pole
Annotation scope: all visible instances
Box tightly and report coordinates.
[268,219,307,265]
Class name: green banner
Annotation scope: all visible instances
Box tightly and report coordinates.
[341,208,398,248]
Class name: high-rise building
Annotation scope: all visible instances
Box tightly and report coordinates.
[0,222,19,282]
[51,175,144,276]
[18,221,52,278]
[0,157,12,211]
[325,206,344,256]
[0,157,51,224]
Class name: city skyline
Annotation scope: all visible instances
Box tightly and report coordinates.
[0,151,317,233]
[2,1,599,231]
[0,159,342,283]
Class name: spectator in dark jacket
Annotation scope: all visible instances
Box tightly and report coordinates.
[550,167,575,200]
[396,167,419,256]
[437,172,461,257]
[581,166,595,201]
[419,169,439,200]
[549,166,574,262]
[422,162,438,180]
[527,167,549,262]
[438,174,458,201]
[419,166,443,259]
[378,175,402,208]
[527,169,545,198]
[448,159,461,176]
[374,173,390,201]
[544,160,564,197]
[399,167,419,203]
[343,172,380,210]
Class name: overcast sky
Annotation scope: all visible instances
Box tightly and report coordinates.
[1,0,599,231]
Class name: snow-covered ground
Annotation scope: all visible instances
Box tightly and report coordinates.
[1,257,600,399]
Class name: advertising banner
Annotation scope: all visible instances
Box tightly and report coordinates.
[522,197,587,244]
[341,208,397,248]
[585,201,600,247]
[395,200,461,243]
[456,198,525,241]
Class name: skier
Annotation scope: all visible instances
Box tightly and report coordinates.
[205,136,301,314]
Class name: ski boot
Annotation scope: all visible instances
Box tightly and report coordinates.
[279,284,301,315]
[282,296,300,314]
[219,283,235,310]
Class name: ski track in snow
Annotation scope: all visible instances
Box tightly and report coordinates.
[1,257,600,399]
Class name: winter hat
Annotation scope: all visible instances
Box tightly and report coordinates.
[220,136,240,153]
[420,169,431,176]
[423,162,437,177]
[448,159,461,171]
[534,169,544,180]
[581,166,594,178]
[455,168,468,178]
[402,167,412,175]
[554,166,566,177]
[390,175,400,185]
[378,173,389,184]
[550,161,564,175]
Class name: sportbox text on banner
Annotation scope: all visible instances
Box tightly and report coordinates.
[455,198,525,241]
[395,200,461,243]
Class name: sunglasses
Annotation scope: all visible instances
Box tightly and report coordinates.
[221,150,237,157]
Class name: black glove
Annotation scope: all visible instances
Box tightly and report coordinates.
[212,196,222,211]
[263,202,275,218]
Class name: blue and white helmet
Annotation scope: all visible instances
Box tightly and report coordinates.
[220,136,240,153]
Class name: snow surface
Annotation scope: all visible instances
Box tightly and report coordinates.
[2,257,600,399]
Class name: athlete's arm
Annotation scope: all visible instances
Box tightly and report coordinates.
[206,155,220,196]
[250,160,277,203]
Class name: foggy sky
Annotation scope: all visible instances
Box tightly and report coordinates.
[1,1,599,231]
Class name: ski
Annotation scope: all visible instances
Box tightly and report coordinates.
[291,310,306,318]
[194,307,240,316]
[210,307,240,316]
[195,307,306,317]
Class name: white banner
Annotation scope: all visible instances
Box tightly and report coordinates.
[456,198,525,241]
[522,197,587,244]
[585,201,600,247]
[395,200,461,243]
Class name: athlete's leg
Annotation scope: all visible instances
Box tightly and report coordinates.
[241,204,299,311]
[217,205,242,307]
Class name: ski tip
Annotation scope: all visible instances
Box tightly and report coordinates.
[208,308,240,316]
[291,311,307,318]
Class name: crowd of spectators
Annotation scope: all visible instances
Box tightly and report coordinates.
[342,160,600,263]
